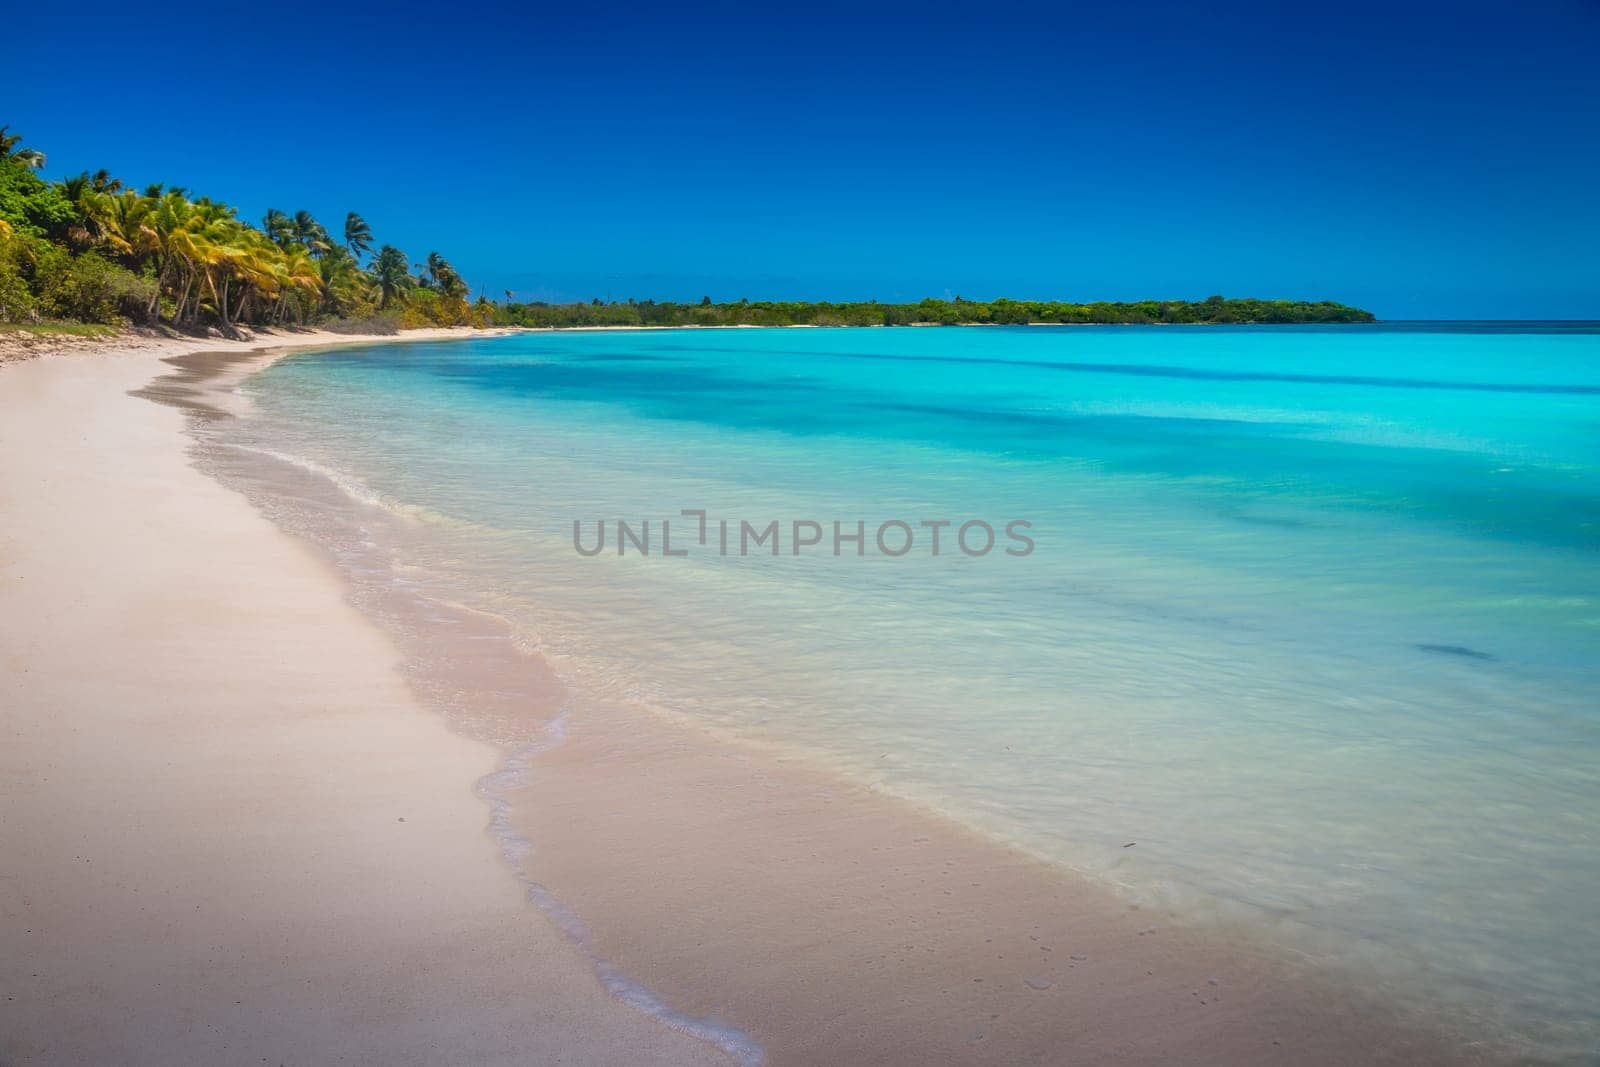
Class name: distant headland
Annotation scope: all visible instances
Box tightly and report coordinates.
[493,295,1376,329]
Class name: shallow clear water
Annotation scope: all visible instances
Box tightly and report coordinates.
[227,324,1598,1056]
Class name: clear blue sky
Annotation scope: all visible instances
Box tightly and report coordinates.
[8,1,1598,317]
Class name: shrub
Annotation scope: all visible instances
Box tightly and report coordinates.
[32,247,156,324]
[322,311,402,335]
[0,232,36,322]
[0,160,75,238]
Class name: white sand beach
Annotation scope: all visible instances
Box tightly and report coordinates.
[0,331,728,1065]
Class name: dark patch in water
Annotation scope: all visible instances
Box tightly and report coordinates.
[629,338,1600,396]
[1415,643,1495,661]
[694,345,1600,397]
[874,399,1325,437]
[1223,510,1314,529]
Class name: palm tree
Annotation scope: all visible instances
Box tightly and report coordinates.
[157,194,208,324]
[369,245,411,309]
[61,170,122,201]
[275,248,323,323]
[343,212,374,261]
[425,252,468,300]
[293,210,331,257]
[103,190,162,315]
[2,124,480,332]
[315,245,366,317]
[0,126,46,169]
[58,175,117,250]
[86,169,121,193]
[263,209,296,249]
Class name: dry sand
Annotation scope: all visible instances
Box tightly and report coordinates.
[0,330,728,1065]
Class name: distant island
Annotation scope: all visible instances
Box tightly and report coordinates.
[494,295,1376,328]
[1,123,1374,336]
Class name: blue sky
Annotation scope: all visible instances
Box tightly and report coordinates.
[8,1,1598,317]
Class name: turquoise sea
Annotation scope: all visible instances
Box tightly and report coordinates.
[217,324,1598,1057]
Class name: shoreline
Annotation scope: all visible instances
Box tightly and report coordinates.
[0,323,518,366]
[189,337,1502,1061]
[0,316,1388,368]
[512,700,1501,1064]
[3,329,1506,1064]
[0,329,731,1065]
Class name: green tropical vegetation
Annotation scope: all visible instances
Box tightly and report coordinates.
[0,124,485,334]
[0,321,119,339]
[491,295,1376,329]
[2,121,1375,337]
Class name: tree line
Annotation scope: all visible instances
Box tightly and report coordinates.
[491,294,1376,329]
[0,124,483,335]
[3,122,1376,336]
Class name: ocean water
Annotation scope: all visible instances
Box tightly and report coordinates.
[217,324,1598,1057]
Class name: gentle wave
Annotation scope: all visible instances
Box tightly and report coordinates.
[478,709,767,1067]
[220,443,482,531]
[200,431,768,1065]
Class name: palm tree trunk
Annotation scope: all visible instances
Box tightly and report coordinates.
[148,255,168,319]
[204,270,226,331]
[175,269,192,325]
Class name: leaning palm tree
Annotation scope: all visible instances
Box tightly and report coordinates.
[425,251,448,288]
[293,210,331,257]
[262,209,296,249]
[441,273,469,303]
[276,248,323,323]
[316,245,366,316]
[369,245,411,309]
[343,212,374,261]
[434,256,469,301]
[159,196,209,324]
[0,126,46,169]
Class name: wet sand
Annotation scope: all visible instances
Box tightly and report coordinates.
[511,700,1496,1065]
